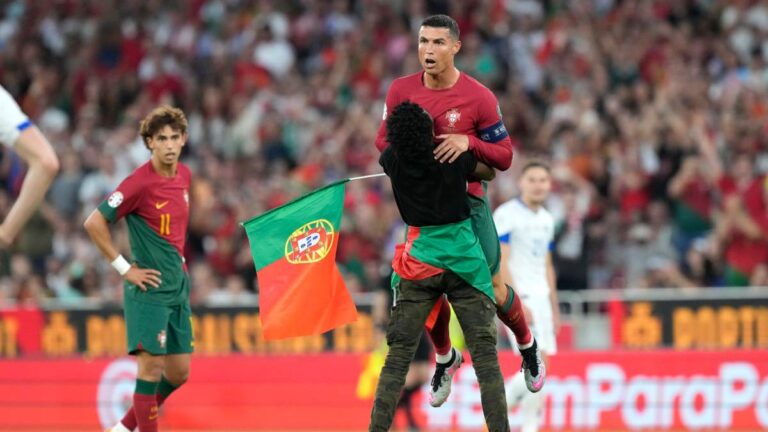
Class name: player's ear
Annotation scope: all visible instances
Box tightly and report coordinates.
[452,39,461,55]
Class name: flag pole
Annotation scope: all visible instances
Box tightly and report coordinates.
[348,173,386,182]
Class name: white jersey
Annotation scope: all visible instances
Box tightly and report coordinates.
[493,198,555,299]
[0,85,31,147]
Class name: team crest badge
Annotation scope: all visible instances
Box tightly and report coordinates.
[445,108,461,128]
[157,330,167,348]
[285,219,334,264]
[107,191,123,208]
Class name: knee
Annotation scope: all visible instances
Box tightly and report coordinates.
[138,357,166,381]
[164,367,190,387]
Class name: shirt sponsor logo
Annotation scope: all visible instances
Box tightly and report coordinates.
[285,219,334,264]
[107,191,124,208]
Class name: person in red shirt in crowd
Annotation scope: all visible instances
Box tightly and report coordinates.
[715,153,768,287]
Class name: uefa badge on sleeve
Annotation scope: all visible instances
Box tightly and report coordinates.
[107,191,124,208]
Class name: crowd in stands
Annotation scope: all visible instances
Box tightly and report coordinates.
[0,0,766,306]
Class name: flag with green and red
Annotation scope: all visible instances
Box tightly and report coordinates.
[242,180,357,340]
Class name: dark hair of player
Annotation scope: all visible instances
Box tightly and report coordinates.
[139,105,188,149]
[421,14,460,40]
[386,101,434,165]
[521,161,551,175]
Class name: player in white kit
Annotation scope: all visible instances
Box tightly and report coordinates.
[0,85,59,246]
[493,161,559,432]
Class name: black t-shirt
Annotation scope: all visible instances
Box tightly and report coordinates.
[380,146,477,227]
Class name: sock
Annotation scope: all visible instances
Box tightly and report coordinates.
[120,375,179,430]
[496,284,533,348]
[521,389,544,432]
[133,379,159,432]
[156,375,179,404]
[436,347,455,366]
[426,297,452,357]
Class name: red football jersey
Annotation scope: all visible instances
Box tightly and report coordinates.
[375,71,513,197]
[100,161,191,260]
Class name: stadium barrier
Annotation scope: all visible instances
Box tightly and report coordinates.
[559,287,768,350]
[1,287,765,358]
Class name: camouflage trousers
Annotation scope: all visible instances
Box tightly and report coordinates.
[368,271,510,432]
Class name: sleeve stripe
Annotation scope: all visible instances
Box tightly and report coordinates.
[16,120,32,131]
[478,120,508,143]
[499,233,511,244]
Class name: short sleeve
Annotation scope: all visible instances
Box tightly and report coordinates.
[547,213,556,250]
[97,173,144,223]
[0,86,31,148]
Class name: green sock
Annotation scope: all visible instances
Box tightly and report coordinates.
[135,378,159,395]
[500,284,515,313]
[157,375,179,401]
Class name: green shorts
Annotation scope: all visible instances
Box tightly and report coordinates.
[468,193,501,276]
[124,284,194,355]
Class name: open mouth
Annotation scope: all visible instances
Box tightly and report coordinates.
[425,59,436,66]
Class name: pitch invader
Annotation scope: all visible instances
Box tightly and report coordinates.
[85,106,193,432]
[494,162,560,432]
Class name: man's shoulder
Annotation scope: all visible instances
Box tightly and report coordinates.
[496,199,523,215]
[494,199,523,223]
[178,162,192,182]
[122,162,153,187]
[391,72,424,92]
[460,73,492,91]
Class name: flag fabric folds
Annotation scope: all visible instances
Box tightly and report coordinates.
[242,180,357,340]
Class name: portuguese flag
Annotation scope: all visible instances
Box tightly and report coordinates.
[242,180,357,340]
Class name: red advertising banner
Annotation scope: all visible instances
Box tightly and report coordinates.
[0,350,766,430]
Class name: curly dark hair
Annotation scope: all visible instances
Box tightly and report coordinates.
[139,105,188,149]
[386,101,434,163]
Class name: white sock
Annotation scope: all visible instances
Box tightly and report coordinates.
[507,370,529,408]
[110,422,131,432]
[435,347,454,364]
[518,338,534,350]
[521,389,544,432]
